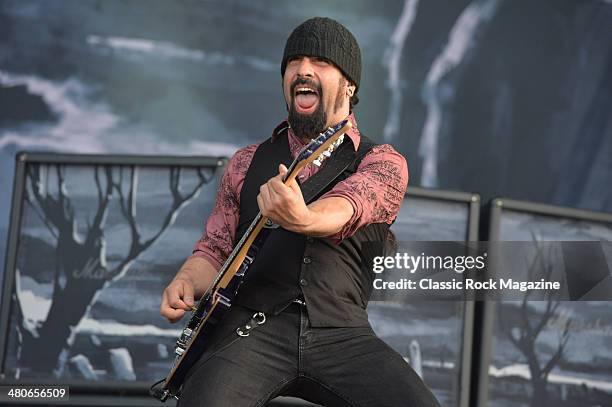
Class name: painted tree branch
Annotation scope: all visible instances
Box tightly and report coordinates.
[27,164,74,237]
[109,166,213,280]
[498,238,571,406]
[541,318,571,378]
[88,165,114,241]
[23,189,58,240]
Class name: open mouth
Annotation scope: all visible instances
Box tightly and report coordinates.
[294,86,320,114]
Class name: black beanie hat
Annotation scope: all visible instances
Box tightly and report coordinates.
[281,17,361,90]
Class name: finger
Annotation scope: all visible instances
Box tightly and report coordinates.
[167,284,191,310]
[260,183,275,204]
[267,164,287,190]
[279,163,288,176]
[160,294,186,322]
[272,164,287,181]
[182,283,195,308]
[277,163,300,191]
[168,297,190,311]
[285,175,301,194]
[258,193,279,224]
[283,174,301,192]
[160,293,169,315]
[267,176,287,196]
[275,170,301,196]
[270,166,294,196]
[257,193,267,215]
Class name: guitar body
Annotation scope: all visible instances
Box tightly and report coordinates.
[154,246,257,401]
[160,294,231,397]
[151,120,351,401]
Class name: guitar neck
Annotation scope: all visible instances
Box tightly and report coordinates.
[197,156,302,306]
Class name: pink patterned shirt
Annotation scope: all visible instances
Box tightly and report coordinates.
[191,114,408,269]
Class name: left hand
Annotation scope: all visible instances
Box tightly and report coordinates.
[257,164,312,232]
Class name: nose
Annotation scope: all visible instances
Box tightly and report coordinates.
[295,57,315,78]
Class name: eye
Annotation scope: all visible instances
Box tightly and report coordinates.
[311,57,330,66]
[287,56,304,66]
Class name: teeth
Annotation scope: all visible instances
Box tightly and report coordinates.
[296,87,315,93]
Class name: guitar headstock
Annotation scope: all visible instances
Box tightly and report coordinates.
[292,120,351,174]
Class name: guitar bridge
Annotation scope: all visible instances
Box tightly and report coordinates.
[215,292,232,307]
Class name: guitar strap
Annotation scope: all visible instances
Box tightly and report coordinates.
[300,131,372,204]
[288,123,377,204]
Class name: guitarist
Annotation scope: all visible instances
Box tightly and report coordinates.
[160,17,440,407]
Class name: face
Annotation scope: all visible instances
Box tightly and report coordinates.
[283,55,355,139]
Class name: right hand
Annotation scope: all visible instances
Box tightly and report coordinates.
[160,277,196,323]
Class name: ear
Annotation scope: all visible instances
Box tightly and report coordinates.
[346,83,356,97]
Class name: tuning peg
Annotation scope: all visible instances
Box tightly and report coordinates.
[322,150,331,157]
[313,159,322,167]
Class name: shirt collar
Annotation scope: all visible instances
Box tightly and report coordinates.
[271,113,361,152]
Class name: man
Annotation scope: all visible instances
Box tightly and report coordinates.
[160,17,440,407]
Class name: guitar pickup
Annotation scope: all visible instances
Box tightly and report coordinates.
[179,328,193,342]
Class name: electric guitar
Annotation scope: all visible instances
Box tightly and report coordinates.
[151,120,352,401]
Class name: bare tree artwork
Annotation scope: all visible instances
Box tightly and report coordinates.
[499,241,571,407]
[15,163,214,377]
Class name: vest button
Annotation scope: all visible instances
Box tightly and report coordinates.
[306,237,314,244]
[302,256,312,264]
[299,278,308,286]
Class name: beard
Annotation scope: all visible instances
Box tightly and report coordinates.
[288,101,327,140]
[287,77,327,140]
[287,77,347,139]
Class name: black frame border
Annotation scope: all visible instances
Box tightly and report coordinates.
[405,185,480,407]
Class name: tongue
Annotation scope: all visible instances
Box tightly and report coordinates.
[296,93,318,109]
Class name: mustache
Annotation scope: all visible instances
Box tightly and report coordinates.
[290,78,322,96]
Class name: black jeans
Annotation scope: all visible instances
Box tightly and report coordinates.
[177,303,441,407]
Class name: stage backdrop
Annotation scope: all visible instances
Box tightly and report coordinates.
[1,0,612,290]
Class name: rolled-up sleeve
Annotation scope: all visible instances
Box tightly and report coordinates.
[319,144,408,242]
[190,145,257,269]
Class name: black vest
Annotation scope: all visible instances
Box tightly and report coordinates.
[233,128,389,327]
